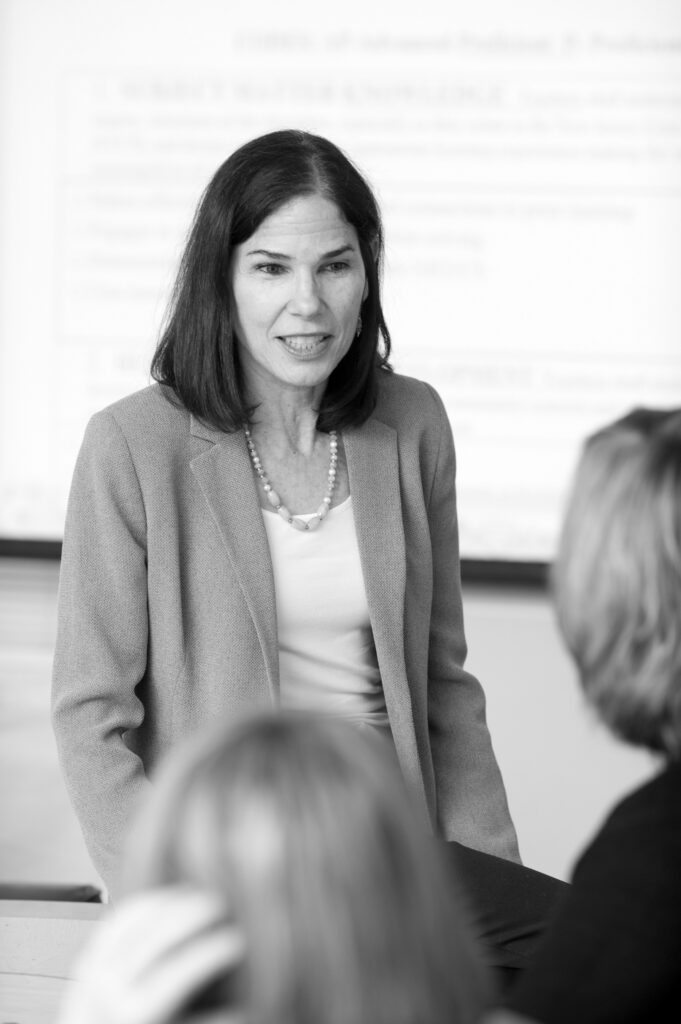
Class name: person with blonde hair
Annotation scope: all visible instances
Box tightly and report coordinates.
[498,407,681,1023]
[58,712,491,1024]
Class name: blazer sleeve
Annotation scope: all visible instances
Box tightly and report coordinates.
[424,383,520,862]
[52,409,152,895]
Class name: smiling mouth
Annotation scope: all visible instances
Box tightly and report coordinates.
[277,334,330,355]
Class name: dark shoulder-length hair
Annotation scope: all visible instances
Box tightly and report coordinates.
[151,130,392,433]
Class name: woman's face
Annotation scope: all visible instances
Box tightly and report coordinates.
[230,193,368,401]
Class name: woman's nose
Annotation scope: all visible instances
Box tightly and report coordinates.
[288,271,323,316]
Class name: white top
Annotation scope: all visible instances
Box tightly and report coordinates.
[261,496,389,726]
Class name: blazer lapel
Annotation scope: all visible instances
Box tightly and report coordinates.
[345,418,419,764]
[189,416,279,699]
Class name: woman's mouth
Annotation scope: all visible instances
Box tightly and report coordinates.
[277,333,330,356]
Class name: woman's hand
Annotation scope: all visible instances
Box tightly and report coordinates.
[57,887,245,1024]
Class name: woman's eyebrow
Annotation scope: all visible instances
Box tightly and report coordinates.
[245,245,356,259]
[320,245,356,259]
[246,248,291,259]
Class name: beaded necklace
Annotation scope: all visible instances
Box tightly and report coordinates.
[244,426,338,532]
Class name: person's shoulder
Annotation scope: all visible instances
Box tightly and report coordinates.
[606,759,681,830]
[374,370,446,429]
[80,386,191,470]
[87,384,189,443]
[575,761,681,881]
[96,384,187,430]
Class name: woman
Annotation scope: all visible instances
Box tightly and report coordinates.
[52,129,519,898]
[57,713,491,1024]
[498,408,681,1022]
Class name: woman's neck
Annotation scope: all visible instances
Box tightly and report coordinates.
[247,388,324,458]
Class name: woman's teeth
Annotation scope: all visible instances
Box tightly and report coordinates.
[280,334,327,353]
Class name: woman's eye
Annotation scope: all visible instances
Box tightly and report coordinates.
[255,263,286,276]
[322,262,349,273]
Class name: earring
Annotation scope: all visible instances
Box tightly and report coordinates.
[355,315,362,338]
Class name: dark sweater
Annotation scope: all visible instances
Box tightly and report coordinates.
[507,759,681,1023]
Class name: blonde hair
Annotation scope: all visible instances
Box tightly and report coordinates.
[553,408,681,757]
[125,713,489,1024]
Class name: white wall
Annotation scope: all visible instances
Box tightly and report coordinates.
[463,583,655,880]
[0,559,102,888]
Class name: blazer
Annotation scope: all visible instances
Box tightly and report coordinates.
[52,371,519,894]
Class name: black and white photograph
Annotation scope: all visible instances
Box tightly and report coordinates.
[1,2,680,1021]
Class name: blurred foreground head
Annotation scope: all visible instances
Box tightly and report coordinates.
[553,407,681,757]
[125,712,489,1024]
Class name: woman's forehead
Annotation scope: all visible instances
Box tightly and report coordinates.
[246,194,357,249]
